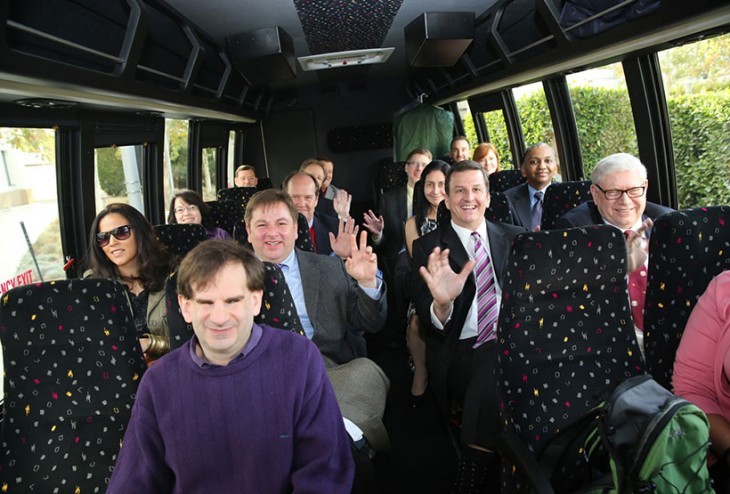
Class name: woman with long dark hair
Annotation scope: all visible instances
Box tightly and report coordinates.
[167,189,232,239]
[404,160,451,406]
[85,203,172,359]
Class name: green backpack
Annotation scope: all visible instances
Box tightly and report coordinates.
[543,374,713,493]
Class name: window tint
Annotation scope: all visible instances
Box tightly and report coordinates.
[94,145,145,213]
[658,33,730,208]
[164,118,189,209]
[202,147,217,201]
[513,82,561,176]
[566,62,638,179]
[0,127,64,290]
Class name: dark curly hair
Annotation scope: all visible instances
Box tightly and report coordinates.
[167,189,214,230]
[86,203,171,292]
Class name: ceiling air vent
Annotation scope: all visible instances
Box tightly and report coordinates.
[405,12,475,67]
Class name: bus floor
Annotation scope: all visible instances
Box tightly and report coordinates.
[367,332,458,493]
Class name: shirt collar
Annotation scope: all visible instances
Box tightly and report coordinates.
[189,323,263,368]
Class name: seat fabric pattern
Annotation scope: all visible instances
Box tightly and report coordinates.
[216,187,258,226]
[207,200,240,234]
[497,225,644,492]
[154,223,207,258]
[485,191,514,224]
[489,169,526,193]
[166,263,305,351]
[0,279,146,493]
[541,180,592,230]
[644,205,730,390]
[377,158,408,193]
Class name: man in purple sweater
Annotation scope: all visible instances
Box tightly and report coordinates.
[107,240,354,493]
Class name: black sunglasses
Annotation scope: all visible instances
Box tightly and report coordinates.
[96,224,133,247]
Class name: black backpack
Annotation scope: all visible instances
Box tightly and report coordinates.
[541,375,712,493]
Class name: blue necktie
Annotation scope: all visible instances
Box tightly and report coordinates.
[531,190,544,229]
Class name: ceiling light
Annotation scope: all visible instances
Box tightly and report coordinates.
[297,48,395,71]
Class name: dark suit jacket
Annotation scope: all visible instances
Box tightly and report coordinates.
[377,186,408,256]
[312,213,338,255]
[315,196,337,219]
[554,201,674,230]
[412,220,526,414]
[504,182,553,228]
[297,250,387,364]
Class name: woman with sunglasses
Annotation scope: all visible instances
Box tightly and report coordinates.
[167,189,232,239]
[85,203,173,361]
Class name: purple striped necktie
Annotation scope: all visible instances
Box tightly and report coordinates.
[472,232,498,347]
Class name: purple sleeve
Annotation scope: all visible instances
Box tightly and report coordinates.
[106,377,174,493]
[206,227,232,240]
[290,343,354,493]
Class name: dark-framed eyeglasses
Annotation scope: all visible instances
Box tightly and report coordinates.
[96,224,133,247]
[594,184,646,200]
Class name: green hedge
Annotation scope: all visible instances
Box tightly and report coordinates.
[470,87,730,207]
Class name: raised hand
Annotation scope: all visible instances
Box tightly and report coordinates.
[345,231,378,288]
[362,209,384,237]
[333,189,352,218]
[625,218,653,273]
[329,216,360,259]
[419,247,475,322]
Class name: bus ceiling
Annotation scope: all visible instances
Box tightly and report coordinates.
[0,0,728,119]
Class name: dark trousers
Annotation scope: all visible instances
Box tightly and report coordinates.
[447,338,499,450]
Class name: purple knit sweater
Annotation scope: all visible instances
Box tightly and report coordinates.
[107,324,354,493]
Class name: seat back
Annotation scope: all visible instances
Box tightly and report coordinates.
[232,213,315,253]
[167,263,305,351]
[436,192,514,225]
[485,191,514,224]
[207,199,240,234]
[154,223,208,258]
[377,158,408,195]
[497,225,644,491]
[256,177,273,190]
[541,180,592,230]
[644,205,730,390]
[216,186,258,225]
[488,169,526,193]
[0,279,146,492]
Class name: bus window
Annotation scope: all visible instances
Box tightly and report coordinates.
[513,82,560,176]
[457,100,478,150]
[201,147,217,201]
[566,62,638,179]
[163,119,189,209]
[0,127,64,291]
[226,130,236,188]
[658,33,730,208]
[94,145,145,213]
[479,110,512,170]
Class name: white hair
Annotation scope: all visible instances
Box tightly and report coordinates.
[591,153,647,184]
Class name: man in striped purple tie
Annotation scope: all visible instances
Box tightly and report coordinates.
[413,160,526,493]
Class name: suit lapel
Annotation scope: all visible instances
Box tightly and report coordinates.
[487,221,510,285]
[296,250,320,322]
[441,225,476,329]
[516,184,532,227]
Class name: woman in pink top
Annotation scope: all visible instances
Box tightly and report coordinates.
[673,270,730,488]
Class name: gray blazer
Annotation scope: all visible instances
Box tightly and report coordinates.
[297,249,387,364]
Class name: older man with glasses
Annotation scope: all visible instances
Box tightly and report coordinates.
[556,153,674,352]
